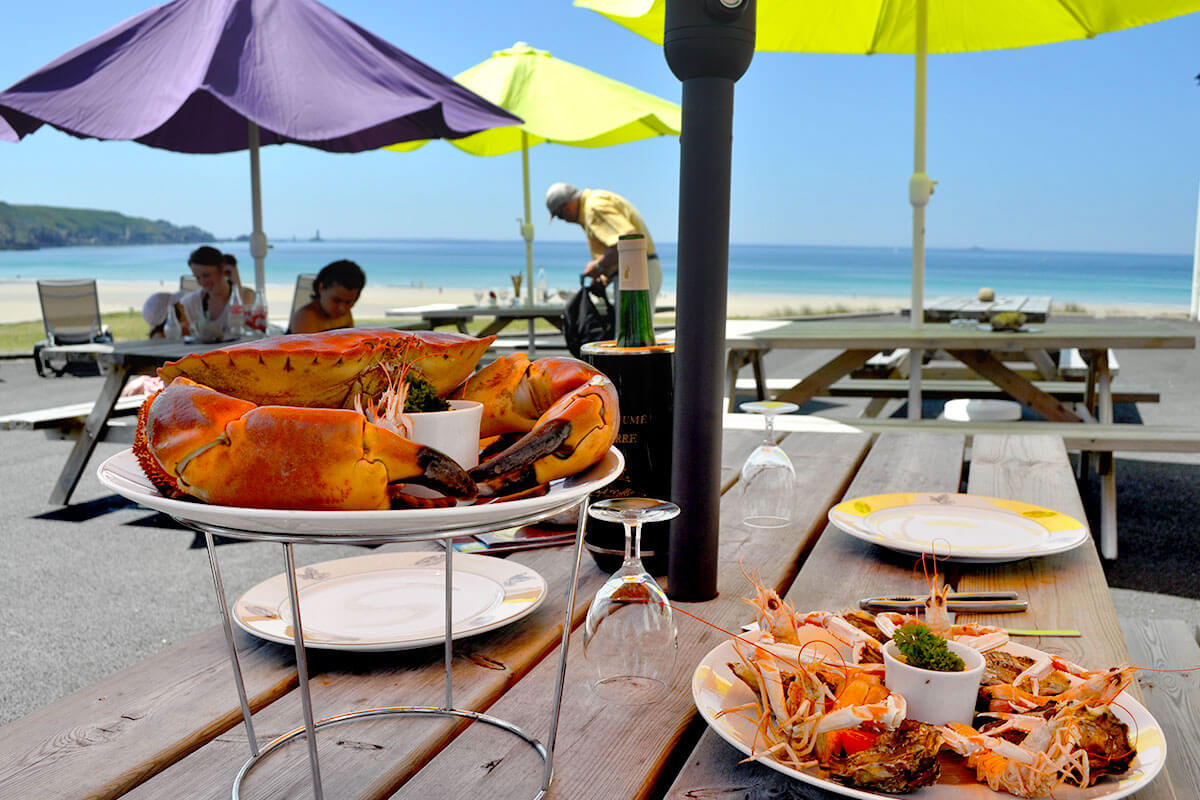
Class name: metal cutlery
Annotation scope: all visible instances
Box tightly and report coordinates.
[860,591,1027,613]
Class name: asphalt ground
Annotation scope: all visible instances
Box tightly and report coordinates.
[1,315,1198,725]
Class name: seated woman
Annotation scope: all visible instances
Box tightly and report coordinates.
[178,245,240,342]
[289,260,366,334]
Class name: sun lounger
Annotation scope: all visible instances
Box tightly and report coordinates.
[33,279,113,377]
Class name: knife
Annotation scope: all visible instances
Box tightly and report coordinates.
[860,592,1026,613]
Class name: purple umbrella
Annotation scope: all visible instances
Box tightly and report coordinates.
[0,0,521,295]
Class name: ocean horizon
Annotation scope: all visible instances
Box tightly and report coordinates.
[1,238,1193,309]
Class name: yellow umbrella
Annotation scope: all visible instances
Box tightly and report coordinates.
[578,0,1200,413]
[388,42,680,311]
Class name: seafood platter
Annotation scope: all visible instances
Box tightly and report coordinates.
[97,329,624,535]
[692,583,1165,799]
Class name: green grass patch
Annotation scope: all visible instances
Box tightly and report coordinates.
[0,310,146,354]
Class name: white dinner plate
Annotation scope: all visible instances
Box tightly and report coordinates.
[232,551,546,651]
[96,447,622,537]
[828,492,1088,563]
[692,635,1165,800]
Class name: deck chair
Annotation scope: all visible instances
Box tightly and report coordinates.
[179,274,200,293]
[33,279,113,377]
[290,274,317,319]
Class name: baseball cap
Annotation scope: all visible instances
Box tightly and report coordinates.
[142,291,181,327]
[545,182,579,221]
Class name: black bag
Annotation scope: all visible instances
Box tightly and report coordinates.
[561,280,613,358]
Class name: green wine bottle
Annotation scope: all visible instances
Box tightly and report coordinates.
[616,233,656,347]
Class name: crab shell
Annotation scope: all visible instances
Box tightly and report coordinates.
[135,331,620,509]
[134,377,476,510]
[158,328,495,407]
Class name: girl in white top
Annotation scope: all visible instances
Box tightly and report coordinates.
[178,245,238,342]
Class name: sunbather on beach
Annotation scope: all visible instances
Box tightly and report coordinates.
[288,259,366,334]
[179,245,240,342]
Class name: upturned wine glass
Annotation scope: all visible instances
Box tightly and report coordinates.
[583,497,679,704]
[739,400,799,528]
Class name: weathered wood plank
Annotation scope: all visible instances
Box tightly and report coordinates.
[0,627,297,800]
[0,395,146,430]
[662,432,966,799]
[390,431,872,800]
[724,321,1194,353]
[1119,618,1200,800]
[726,412,1200,454]
[958,435,1124,668]
[735,377,1160,404]
[122,544,612,800]
[960,434,1175,800]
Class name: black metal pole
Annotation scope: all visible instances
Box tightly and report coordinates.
[665,0,755,602]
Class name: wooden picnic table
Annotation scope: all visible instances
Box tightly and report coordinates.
[1,429,1188,800]
[725,320,1196,559]
[906,294,1054,323]
[46,337,259,506]
[384,302,571,338]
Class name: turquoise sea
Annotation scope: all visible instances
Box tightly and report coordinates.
[0,239,1192,309]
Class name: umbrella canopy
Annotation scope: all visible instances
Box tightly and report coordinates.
[387,42,680,312]
[579,0,1200,413]
[0,0,521,296]
[576,0,1200,53]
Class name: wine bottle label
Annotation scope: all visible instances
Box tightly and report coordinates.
[617,235,649,291]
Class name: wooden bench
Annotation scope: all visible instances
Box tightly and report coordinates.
[725,412,1200,454]
[733,376,1159,416]
[0,395,146,443]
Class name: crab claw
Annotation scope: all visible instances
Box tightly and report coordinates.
[468,372,619,496]
[135,377,476,510]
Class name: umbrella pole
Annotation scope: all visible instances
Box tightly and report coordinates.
[907,0,930,419]
[1191,178,1200,320]
[664,0,755,602]
[521,131,536,355]
[248,122,268,303]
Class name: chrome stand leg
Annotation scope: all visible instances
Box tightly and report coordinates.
[541,497,590,791]
[282,543,324,800]
[204,530,259,757]
[442,539,454,711]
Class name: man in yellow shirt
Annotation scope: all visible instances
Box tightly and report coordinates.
[546,182,661,303]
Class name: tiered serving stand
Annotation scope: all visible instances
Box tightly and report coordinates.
[98,448,624,800]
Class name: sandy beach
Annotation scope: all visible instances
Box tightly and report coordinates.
[0,278,1190,325]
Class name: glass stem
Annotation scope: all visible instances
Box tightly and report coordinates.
[763,413,776,446]
[622,520,642,569]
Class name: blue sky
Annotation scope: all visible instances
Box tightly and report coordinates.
[2,1,1199,254]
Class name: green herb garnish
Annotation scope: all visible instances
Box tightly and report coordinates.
[403,373,450,413]
[893,622,964,672]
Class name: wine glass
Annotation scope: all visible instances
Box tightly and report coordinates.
[473,289,484,306]
[583,497,680,704]
[739,400,799,528]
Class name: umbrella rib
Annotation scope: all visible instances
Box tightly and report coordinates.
[1054,1,1099,38]
[865,1,889,55]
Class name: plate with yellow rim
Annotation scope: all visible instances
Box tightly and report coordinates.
[232,551,547,651]
[827,492,1088,562]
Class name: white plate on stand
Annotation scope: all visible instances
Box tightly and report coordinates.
[96,447,623,537]
[233,551,547,651]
